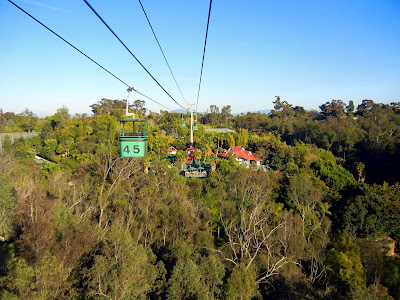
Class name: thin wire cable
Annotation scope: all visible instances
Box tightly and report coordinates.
[135,90,168,111]
[138,0,188,107]
[195,0,213,112]
[82,0,185,109]
[7,0,171,111]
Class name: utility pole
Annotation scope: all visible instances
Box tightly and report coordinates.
[190,103,194,147]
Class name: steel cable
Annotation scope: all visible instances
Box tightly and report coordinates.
[195,0,213,112]
[82,0,185,109]
[7,0,172,111]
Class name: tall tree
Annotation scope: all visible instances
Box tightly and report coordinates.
[167,259,207,300]
[0,173,16,242]
[90,98,126,116]
[86,227,161,299]
[319,100,346,118]
[132,99,147,117]
[326,232,366,294]
[52,106,71,130]
[221,105,232,123]
[347,100,355,117]
[18,108,38,132]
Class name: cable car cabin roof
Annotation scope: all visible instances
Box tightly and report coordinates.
[185,170,207,178]
[119,118,148,138]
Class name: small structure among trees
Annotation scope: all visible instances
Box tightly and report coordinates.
[181,147,210,178]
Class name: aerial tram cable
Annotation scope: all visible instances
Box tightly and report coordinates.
[195,0,213,112]
[82,0,185,109]
[6,0,172,112]
[137,0,188,107]
[134,90,171,111]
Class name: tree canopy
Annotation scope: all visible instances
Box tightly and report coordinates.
[0,98,399,299]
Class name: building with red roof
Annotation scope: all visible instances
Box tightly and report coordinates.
[218,146,263,168]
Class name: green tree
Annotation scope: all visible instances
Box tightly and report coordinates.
[225,264,260,300]
[227,133,235,149]
[326,231,366,294]
[217,169,292,284]
[356,99,375,116]
[90,98,126,116]
[0,250,36,299]
[381,256,400,298]
[319,100,346,118]
[356,162,366,183]
[313,149,357,191]
[132,99,147,117]
[51,106,71,130]
[347,100,355,117]
[176,150,188,170]
[287,173,331,284]
[18,108,38,132]
[2,135,13,153]
[357,239,387,287]
[198,254,226,299]
[221,105,232,124]
[236,128,248,148]
[287,173,326,236]
[270,96,295,134]
[86,227,161,299]
[203,105,221,125]
[167,258,207,300]
[0,173,16,242]
[341,184,398,239]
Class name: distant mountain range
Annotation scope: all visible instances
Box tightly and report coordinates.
[172,109,188,114]
[172,109,271,115]
[232,109,271,116]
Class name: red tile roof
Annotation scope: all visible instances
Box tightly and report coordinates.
[235,150,262,161]
[230,146,262,162]
[217,146,263,162]
[218,153,229,158]
[231,146,244,152]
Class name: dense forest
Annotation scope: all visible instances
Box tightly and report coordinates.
[0,97,399,299]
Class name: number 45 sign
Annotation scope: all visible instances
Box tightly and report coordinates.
[119,139,147,157]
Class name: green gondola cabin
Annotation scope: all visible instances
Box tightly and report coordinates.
[119,118,148,157]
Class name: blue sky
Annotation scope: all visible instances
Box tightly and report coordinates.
[1,0,399,116]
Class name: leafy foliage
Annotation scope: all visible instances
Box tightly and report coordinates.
[0,98,400,299]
